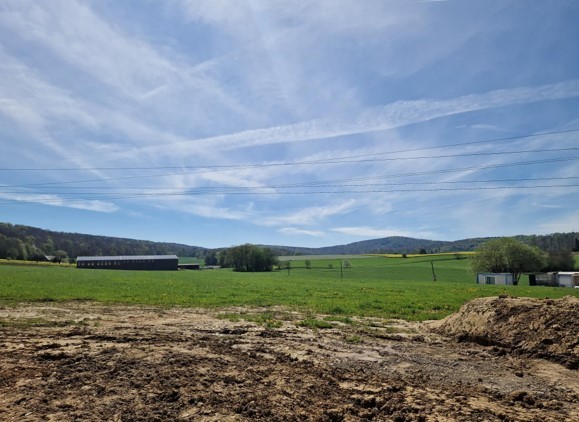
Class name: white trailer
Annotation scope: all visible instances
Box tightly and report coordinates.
[556,272,579,288]
[476,273,514,285]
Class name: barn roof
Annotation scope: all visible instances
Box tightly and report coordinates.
[77,255,178,261]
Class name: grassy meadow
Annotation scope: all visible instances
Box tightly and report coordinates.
[0,255,577,321]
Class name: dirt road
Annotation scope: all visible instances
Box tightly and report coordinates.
[0,300,577,421]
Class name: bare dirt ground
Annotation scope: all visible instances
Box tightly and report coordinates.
[0,297,577,421]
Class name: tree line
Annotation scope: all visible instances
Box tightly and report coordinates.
[1,222,577,271]
[0,223,206,261]
[249,233,579,256]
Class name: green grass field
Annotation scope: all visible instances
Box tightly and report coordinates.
[0,256,577,321]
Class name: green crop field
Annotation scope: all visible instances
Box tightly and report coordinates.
[0,256,577,321]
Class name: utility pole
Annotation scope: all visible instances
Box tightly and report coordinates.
[340,260,343,280]
[431,261,437,281]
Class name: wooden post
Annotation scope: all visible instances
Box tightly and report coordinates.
[431,261,437,281]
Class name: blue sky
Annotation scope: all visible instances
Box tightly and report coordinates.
[1,0,578,249]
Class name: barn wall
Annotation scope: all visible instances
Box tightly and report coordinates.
[77,257,178,271]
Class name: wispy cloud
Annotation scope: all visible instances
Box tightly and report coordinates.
[455,123,506,132]
[0,0,233,105]
[261,200,359,226]
[177,0,421,37]
[0,1,252,153]
[0,47,97,151]
[332,226,415,238]
[184,204,249,220]
[137,79,579,157]
[537,212,579,234]
[1,1,577,247]
[0,192,118,213]
[279,227,325,237]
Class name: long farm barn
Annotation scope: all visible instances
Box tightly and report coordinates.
[76,255,178,271]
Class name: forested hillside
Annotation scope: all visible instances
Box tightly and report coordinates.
[266,237,499,255]
[269,234,579,256]
[522,232,579,252]
[0,223,206,261]
[0,222,577,261]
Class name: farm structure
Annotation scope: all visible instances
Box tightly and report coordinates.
[476,273,514,285]
[529,272,579,288]
[528,272,558,287]
[77,255,178,271]
[556,272,579,288]
[178,263,201,270]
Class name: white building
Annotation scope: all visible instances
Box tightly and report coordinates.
[476,273,514,285]
[556,272,579,288]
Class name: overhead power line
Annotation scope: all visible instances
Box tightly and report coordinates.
[0,183,577,205]
[0,128,577,172]
[1,145,578,171]
[3,155,579,190]
[2,126,578,206]
[1,176,578,194]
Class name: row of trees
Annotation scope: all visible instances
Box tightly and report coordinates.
[471,237,576,285]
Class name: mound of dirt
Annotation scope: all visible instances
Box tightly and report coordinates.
[1,303,579,420]
[431,295,579,369]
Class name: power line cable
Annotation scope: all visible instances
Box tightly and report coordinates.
[1,183,577,205]
[0,129,577,172]
[3,155,578,190]
[2,176,578,194]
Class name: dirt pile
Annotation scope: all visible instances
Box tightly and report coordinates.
[1,303,578,421]
[431,295,579,369]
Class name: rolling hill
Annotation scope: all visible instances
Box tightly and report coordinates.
[1,222,577,260]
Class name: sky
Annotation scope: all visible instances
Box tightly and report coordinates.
[1,0,578,249]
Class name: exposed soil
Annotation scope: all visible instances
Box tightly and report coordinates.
[0,297,577,421]
[430,295,579,370]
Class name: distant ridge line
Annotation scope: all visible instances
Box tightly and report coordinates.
[0,222,577,257]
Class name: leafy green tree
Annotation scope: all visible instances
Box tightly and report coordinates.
[217,249,228,267]
[204,250,218,266]
[29,249,45,262]
[305,259,311,269]
[219,244,277,272]
[471,237,547,285]
[544,249,576,271]
[0,235,26,260]
[42,238,55,255]
[53,250,68,263]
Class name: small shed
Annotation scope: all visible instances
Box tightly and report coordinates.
[476,273,514,285]
[556,272,579,288]
[178,263,200,270]
[77,255,178,271]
